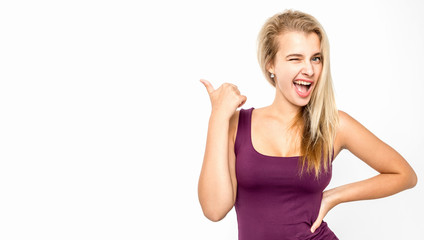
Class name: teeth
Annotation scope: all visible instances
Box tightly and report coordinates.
[294,80,311,86]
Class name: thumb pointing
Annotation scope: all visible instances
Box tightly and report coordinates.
[200,79,215,94]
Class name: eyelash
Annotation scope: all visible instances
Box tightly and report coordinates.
[289,57,321,62]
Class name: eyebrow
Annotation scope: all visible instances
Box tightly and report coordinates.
[285,52,322,58]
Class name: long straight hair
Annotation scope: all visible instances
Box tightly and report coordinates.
[257,9,339,178]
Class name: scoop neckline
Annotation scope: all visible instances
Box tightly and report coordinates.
[248,107,301,159]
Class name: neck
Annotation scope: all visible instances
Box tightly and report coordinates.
[267,89,303,125]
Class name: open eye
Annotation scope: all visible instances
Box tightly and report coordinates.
[312,56,321,62]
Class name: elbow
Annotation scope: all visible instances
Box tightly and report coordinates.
[408,169,418,189]
[198,187,235,222]
[204,211,226,222]
[202,207,228,222]
[199,200,233,222]
[400,167,418,189]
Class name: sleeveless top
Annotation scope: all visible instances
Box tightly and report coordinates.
[234,107,338,240]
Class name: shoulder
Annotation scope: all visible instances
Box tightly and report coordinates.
[337,110,352,130]
[335,109,371,150]
[334,110,359,153]
[337,110,361,133]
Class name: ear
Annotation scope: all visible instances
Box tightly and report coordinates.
[266,61,275,74]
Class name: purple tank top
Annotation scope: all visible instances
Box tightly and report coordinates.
[234,107,338,240]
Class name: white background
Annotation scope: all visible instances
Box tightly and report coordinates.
[1,0,423,239]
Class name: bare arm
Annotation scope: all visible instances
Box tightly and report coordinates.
[198,113,235,221]
[328,110,417,205]
[198,79,246,222]
[311,110,418,232]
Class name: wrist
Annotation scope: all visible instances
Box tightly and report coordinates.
[324,187,343,206]
[210,111,231,122]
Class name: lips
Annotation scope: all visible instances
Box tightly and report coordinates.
[293,79,313,98]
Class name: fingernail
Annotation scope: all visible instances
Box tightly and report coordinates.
[310,228,315,233]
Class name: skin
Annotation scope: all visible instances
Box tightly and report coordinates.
[198,31,418,233]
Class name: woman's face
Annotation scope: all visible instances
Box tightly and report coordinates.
[268,31,322,107]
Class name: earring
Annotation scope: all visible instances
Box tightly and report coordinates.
[270,73,275,78]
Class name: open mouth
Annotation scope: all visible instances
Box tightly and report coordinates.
[293,80,313,97]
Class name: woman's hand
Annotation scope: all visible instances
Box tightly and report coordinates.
[200,79,247,120]
[310,110,417,233]
[310,189,339,233]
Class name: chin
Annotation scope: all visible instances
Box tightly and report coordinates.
[292,97,311,107]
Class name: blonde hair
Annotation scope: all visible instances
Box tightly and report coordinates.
[257,9,339,178]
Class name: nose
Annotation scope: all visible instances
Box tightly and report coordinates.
[301,62,314,77]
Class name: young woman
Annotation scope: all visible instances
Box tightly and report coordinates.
[197,9,417,240]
